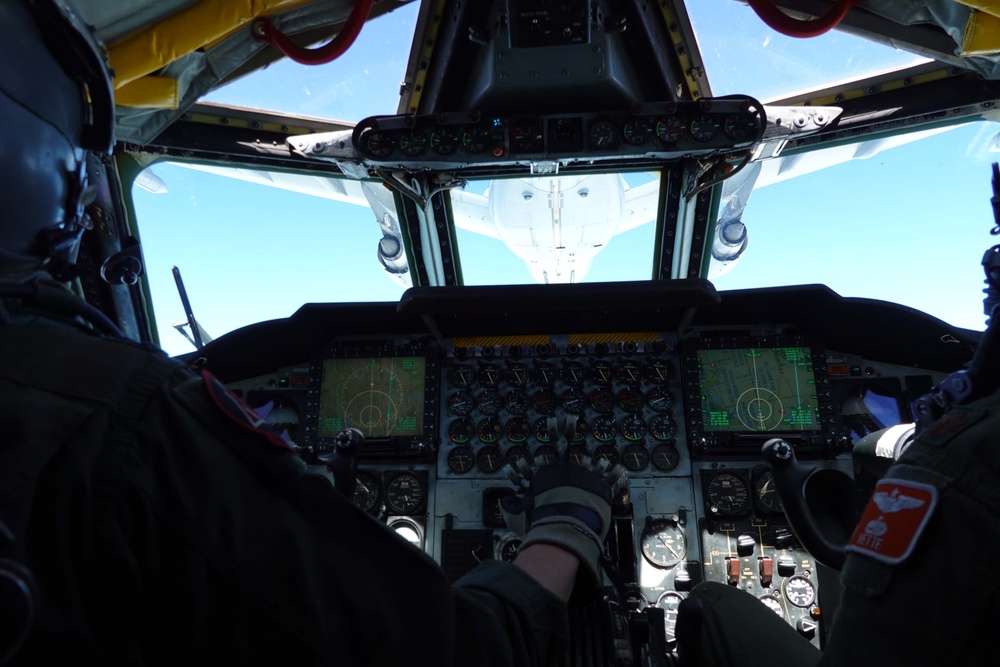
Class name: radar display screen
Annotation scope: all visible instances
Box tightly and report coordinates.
[696,347,820,433]
[318,357,426,438]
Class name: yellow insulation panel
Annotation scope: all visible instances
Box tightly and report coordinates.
[956,1,1000,19]
[114,76,180,109]
[963,10,1000,56]
[108,0,312,90]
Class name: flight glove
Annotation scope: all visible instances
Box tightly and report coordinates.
[501,462,616,599]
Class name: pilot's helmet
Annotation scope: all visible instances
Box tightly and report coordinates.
[0,0,114,281]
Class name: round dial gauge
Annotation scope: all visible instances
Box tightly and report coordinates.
[476,389,501,415]
[448,417,473,444]
[448,390,474,416]
[476,445,504,473]
[622,118,652,146]
[363,130,394,158]
[656,591,685,642]
[620,415,647,441]
[461,126,489,153]
[531,389,558,415]
[646,386,674,412]
[448,366,474,388]
[723,112,759,142]
[568,445,590,467]
[689,115,719,142]
[352,470,381,514]
[447,446,474,474]
[656,116,685,145]
[784,575,816,608]
[504,389,529,415]
[505,444,530,466]
[705,471,751,516]
[562,361,585,387]
[588,119,620,150]
[651,443,680,471]
[645,358,671,384]
[759,595,785,618]
[594,444,619,467]
[510,119,544,153]
[497,534,522,562]
[618,387,645,413]
[562,389,587,414]
[506,363,529,387]
[618,359,643,384]
[753,467,783,515]
[622,443,650,471]
[650,414,677,441]
[504,416,529,443]
[429,128,459,155]
[590,360,615,385]
[384,472,424,515]
[590,389,616,414]
[641,518,687,568]
[533,416,554,442]
[398,130,427,156]
[533,445,557,466]
[477,364,501,387]
[592,416,617,442]
[476,416,502,443]
[532,362,556,387]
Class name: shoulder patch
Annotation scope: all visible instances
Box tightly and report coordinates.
[845,478,937,565]
[201,370,297,452]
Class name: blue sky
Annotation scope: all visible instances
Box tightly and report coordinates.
[133,0,996,356]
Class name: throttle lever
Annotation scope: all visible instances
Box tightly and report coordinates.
[762,438,846,570]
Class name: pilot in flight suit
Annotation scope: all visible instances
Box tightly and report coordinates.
[0,2,613,664]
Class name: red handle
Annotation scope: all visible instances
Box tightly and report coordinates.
[256,0,374,65]
[746,0,858,38]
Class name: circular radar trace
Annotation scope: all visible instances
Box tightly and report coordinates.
[335,359,414,437]
[736,387,785,431]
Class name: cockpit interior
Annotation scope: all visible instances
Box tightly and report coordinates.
[60,0,1000,663]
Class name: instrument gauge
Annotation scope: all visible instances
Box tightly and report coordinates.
[622,443,650,471]
[592,416,617,442]
[759,595,785,618]
[569,416,588,442]
[533,445,557,466]
[622,118,653,146]
[753,466,783,515]
[477,363,501,387]
[705,471,751,516]
[690,115,720,142]
[645,359,671,384]
[588,119,620,150]
[504,389,529,415]
[531,389,558,415]
[650,415,677,441]
[594,444,619,467]
[510,119,544,154]
[647,386,674,413]
[398,129,427,156]
[655,116,685,145]
[448,417,474,444]
[656,591,685,643]
[461,126,489,154]
[448,366,474,388]
[352,470,381,514]
[641,517,687,568]
[429,128,459,155]
[618,359,643,384]
[504,416,529,443]
[620,415,647,441]
[448,390,474,416]
[384,471,425,515]
[476,389,501,415]
[590,388,616,414]
[363,130,394,158]
[533,416,554,442]
[651,443,680,471]
[623,589,648,613]
[505,363,529,387]
[561,361,585,387]
[476,416,502,443]
[476,444,504,473]
[498,534,522,562]
[562,389,587,414]
[783,575,816,608]
[618,387,645,413]
[505,444,530,466]
[532,362,557,387]
[590,360,615,385]
[723,113,759,142]
[447,446,474,474]
[568,445,590,467]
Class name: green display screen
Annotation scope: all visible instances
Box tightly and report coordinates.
[696,347,820,433]
[318,357,426,438]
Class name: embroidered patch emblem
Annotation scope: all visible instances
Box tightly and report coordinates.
[845,478,937,565]
[201,370,296,451]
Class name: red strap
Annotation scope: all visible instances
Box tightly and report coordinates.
[256,0,374,65]
[746,0,859,39]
